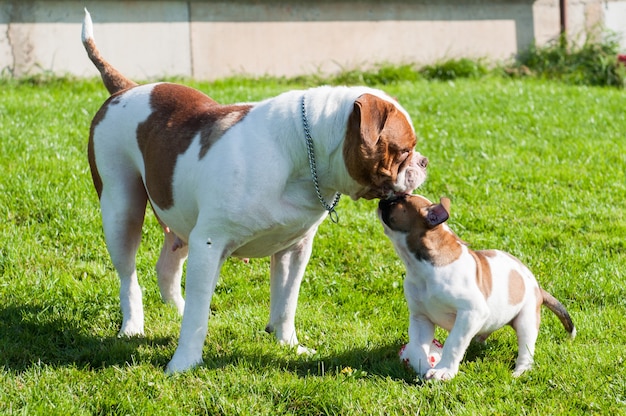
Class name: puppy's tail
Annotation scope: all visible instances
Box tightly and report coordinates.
[81,8,138,95]
[541,288,577,339]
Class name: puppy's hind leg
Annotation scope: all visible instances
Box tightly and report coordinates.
[510,301,540,377]
[156,225,188,315]
[99,177,148,337]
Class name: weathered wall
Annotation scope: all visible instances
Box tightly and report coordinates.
[605,0,626,49]
[0,0,623,80]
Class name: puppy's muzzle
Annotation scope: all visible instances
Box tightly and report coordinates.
[378,194,407,227]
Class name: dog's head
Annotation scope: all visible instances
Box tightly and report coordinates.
[378,194,450,236]
[343,93,428,200]
[378,194,457,265]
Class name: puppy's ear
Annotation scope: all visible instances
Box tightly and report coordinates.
[440,197,451,214]
[425,201,449,227]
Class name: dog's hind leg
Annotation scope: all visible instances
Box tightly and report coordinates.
[156,226,188,314]
[266,229,317,355]
[99,177,148,337]
[510,300,540,377]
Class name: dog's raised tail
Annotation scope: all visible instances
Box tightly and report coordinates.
[541,289,577,339]
[81,9,137,95]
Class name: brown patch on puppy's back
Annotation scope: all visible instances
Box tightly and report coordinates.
[471,250,493,299]
[136,83,251,209]
[508,269,525,305]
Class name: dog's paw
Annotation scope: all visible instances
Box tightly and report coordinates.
[425,367,457,381]
[399,344,410,366]
[295,345,316,356]
[118,320,145,338]
[512,364,533,378]
[399,340,442,370]
[165,354,203,375]
[169,297,185,315]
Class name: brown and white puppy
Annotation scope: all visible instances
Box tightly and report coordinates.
[378,195,576,380]
[81,10,428,373]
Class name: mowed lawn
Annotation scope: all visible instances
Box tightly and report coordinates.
[0,76,624,415]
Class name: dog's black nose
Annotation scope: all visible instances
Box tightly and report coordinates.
[378,198,393,210]
[379,196,403,227]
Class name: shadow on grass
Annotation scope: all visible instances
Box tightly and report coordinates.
[0,303,174,373]
[202,334,500,385]
[0,302,503,382]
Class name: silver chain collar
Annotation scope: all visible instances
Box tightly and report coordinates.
[301,94,341,223]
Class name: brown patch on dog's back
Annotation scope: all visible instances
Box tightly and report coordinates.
[508,269,525,305]
[136,83,251,209]
[471,250,493,299]
[198,106,250,159]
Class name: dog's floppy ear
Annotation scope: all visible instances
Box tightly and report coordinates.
[350,94,388,161]
[425,198,450,227]
[344,94,388,186]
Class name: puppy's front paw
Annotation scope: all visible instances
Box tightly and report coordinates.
[425,367,457,381]
[398,344,431,377]
[399,341,443,373]
[399,344,410,366]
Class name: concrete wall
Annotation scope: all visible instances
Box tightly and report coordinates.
[605,0,626,50]
[0,0,624,81]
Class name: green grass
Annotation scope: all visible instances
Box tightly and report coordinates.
[1,75,625,415]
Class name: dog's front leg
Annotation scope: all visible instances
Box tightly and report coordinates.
[426,308,487,381]
[165,231,226,374]
[401,314,435,377]
[266,229,317,355]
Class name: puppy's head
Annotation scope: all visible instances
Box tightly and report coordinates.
[343,93,428,200]
[378,194,450,236]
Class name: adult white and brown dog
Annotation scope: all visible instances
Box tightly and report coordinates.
[378,195,575,380]
[81,10,428,373]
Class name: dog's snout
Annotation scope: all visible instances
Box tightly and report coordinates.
[418,156,428,169]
